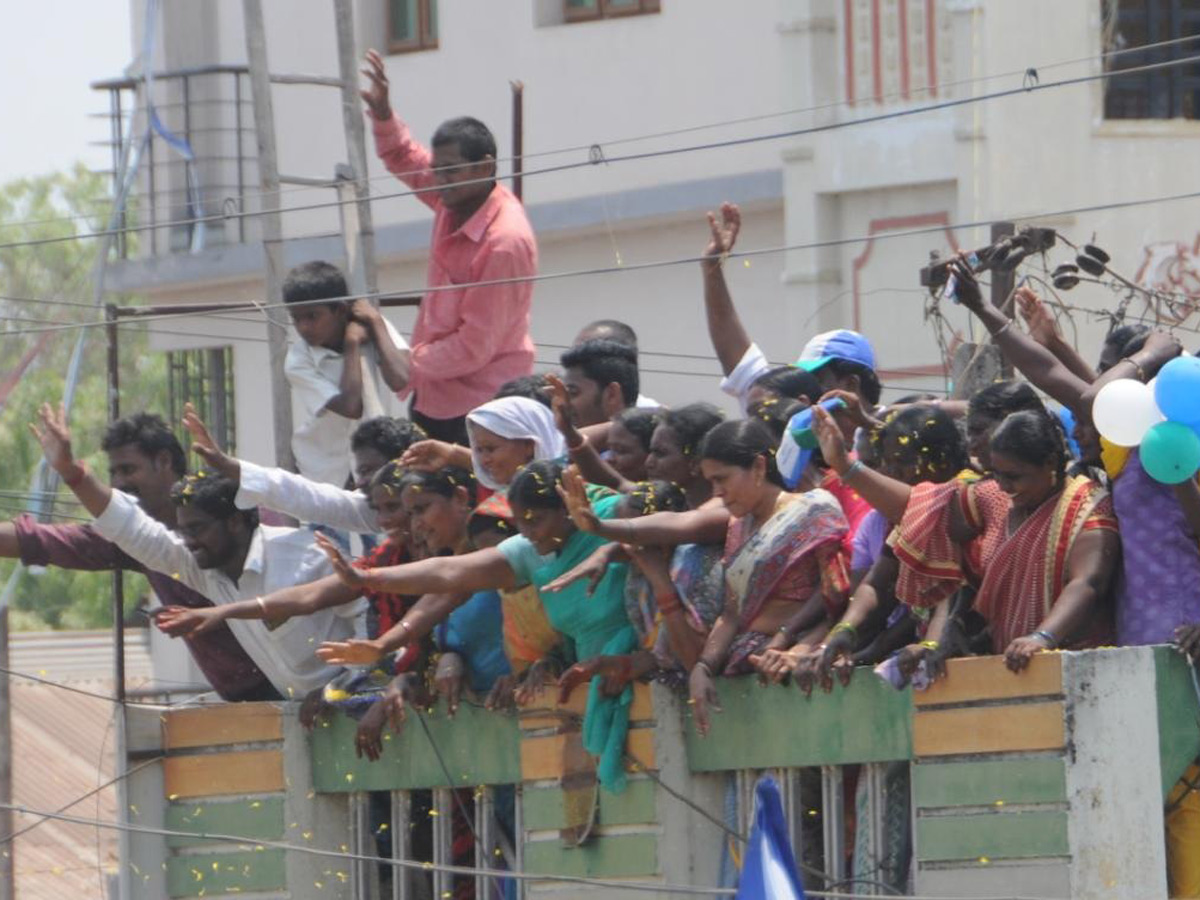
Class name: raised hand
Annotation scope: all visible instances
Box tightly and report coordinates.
[313,532,370,591]
[182,402,239,480]
[544,374,583,448]
[556,465,601,534]
[316,637,387,666]
[1015,287,1059,347]
[360,49,392,120]
[29,402,76,476]
[946,255,984,313]
[812,406,851,475]
[703,202,741,261]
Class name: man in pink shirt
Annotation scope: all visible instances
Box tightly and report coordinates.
[361,49,538,445]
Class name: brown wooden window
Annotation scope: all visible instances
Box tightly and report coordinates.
[565,0,661,23]
[388,0,438,53]
[1102,0,1200,119]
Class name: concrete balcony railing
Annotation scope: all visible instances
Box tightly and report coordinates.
[123,645,1200,899]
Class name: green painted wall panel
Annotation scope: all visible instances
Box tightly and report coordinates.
[916,811,1069,862]
[311,699,521,792]
[1155,646,1200,799]
[523,833,658,878]
[166,849,286,897]
[522,779,657,831]
[912,759,1066,809]
[686,675,912,770]
[165,797,284,848]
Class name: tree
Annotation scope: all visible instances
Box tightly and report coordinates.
[0,165,168,630]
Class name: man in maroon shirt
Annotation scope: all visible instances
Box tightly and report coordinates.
[0,413,276,701]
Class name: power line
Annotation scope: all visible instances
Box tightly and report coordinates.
[18,30,1195,233]
[2,184,1200,341]
[0,50,1197,254]
[0,803,1057,900]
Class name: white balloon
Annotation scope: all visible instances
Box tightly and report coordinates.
[1092,378,1165,447]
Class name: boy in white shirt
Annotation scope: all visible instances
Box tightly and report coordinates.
[283,261,411,486]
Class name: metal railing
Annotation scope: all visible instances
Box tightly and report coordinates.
[91,65,256,258]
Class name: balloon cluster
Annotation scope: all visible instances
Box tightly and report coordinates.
[1093,357,1200,483]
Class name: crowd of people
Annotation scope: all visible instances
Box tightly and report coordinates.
[6,49,1200,897]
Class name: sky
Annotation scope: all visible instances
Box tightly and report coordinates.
[0,1,134,183]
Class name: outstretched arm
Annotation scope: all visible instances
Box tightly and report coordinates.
[558,466,729,544]
[157,572,362,637]
[362,49,440,208]
[317,534,518,596]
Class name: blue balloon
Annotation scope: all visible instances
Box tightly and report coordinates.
[1154,356,1200,426]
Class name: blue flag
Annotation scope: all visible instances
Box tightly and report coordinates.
[736,775,806,900]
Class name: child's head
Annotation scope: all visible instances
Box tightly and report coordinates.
[282,261,350,350]
[468,495,518,550]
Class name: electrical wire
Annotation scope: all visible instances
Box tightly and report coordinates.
[0,803,1058,900]
[4,183,1200,343]
[1,50,1198,254]
[25,30,1200,232]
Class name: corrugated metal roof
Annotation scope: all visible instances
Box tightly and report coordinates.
[10,630,152,684]
[6,630,168,899]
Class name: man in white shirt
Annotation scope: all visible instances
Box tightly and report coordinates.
[32,402,365,700]
[700,203,883,417]
[283,261,411,487]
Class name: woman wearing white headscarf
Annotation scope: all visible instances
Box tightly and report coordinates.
[401,396,566,493]
[466,397,566,491]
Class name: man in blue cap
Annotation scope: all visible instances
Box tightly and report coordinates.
[700,202,883,417]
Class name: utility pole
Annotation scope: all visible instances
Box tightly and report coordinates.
[333,0,377,299]
[243,0,295,471]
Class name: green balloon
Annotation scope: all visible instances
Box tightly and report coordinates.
[1140,421,1200,485]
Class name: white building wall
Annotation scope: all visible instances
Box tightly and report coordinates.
[779,0,1200,402]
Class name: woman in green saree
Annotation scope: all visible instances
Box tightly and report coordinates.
[317,459,638,794]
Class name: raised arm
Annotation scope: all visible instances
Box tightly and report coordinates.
[32,402,204,588]
[812,406,912,524]
[362,49,439,207]
[234,460,378,533]
[546,375,633,492]
[950,265,1090,411]
[701,203,754,377]
[1016,289,1098,384]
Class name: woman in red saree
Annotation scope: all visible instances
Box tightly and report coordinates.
[927,410,1119,670]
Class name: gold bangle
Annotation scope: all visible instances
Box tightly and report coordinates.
[1121,356,1147,382]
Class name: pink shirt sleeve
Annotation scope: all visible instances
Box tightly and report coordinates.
[371,113,440,211]
[410,245,533,383]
